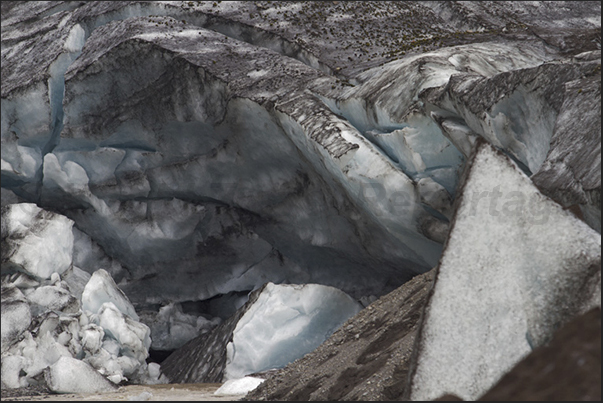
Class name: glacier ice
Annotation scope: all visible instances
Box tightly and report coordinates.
[1,354,28,389]
[93,302,150,363]
[82,269,139,321]
[19,331,72,379]
[7,10,469,309]
[1,1,601,396]
[24,285,80,315]
[80,324,104,356]
[3,1,584,316]
[421,60,600,174]
[61,265,91,301]
[140,302,221,352]
[1,203,74,280]
[71,227,127,285]
[407,141,601,401]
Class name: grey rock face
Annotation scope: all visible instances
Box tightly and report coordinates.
[478,307,601,401]
[406,142,601,401]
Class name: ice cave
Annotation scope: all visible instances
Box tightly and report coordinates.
[1,1,601,400]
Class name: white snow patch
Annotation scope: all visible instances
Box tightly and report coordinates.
[247,69,269,78]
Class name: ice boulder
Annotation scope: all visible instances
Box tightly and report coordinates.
[1,285,32,353]
[1,249,155,389]
[94,302,151,363]
[44,356,118,394]
[161,282,362,383]
[407,141,601,401]
[1,203,74,280]
[80,323,105,356]
[24,284,80,315]
[0,354,28,389]
[82,269,139,320]
[83,300,152,384]
[17,331,72,379]
[224,283,363,380]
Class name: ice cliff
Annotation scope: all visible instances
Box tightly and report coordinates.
[1,1,601,398]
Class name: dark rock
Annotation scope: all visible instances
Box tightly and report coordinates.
[478,307,601,401]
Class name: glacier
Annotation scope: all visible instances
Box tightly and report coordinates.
[1,0,601,399]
